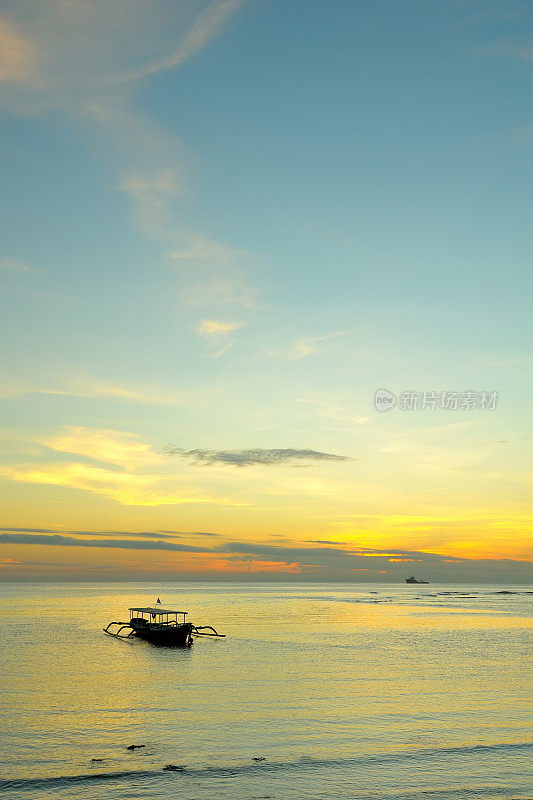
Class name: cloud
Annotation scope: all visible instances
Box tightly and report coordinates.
[171,235,253,266]
[120,0,247,82]
[45,426,159,469]
[0,526,219,539]
[512,125,533,142]
[291,332,345,360]
[0,0,254,308]
[198,318,244,357]
[57,381,181,405]
[0,426,250,506]
[268,332,345,361]
[309,539,340,545]
[0,462,186,506]
[488,37,533,62]
[199,319,243,336]
[0,257,39,274]
[1,1,246,99]
[452,5,525,31]
[171,234,258,310]
[165,446,351,467]
[182,276,257,309]
[74,529,221,539]
[0,459,250,507]
[157,529,221,538]
[1,532,531,581]
[294,393,372,427]
[0,532,208,552]
[0,558,136,570]
[217,541,533,581]
[0,527,54,533]
[0,15,38,84]
[0,377,184,405]
[119,169,179,209]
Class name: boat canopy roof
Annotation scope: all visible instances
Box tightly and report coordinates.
[129,607,187,615]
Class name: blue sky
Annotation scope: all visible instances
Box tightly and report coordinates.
[0,0,531,580]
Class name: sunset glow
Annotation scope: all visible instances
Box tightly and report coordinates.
[0,0,531,582]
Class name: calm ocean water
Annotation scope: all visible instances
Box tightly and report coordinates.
[0,582,531,800]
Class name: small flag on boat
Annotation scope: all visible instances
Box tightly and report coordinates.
[156,597,161,604]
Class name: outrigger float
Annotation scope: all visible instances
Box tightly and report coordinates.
[104,605,225,646]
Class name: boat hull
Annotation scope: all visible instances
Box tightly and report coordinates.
[131,621,193,647]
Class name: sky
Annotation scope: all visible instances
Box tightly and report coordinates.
[0,0,531,582]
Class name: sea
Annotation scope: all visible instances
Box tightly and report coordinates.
[0,582,531,800]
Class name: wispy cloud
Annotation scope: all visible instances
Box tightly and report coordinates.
[120,0,247,82]
[0,426,249,507]
[0,461,246,507]
[0,532,208,552]
[268,332,345,361]
[0,257,40,274]
[0,526,220,539]
[1,1,247,100]
[1,530,531,580]
[217,541,533,581]
[486,37,533,62]
[158,529,221,538]
[165,446,351,467]
[0,527,54,533]
[512,125,533,142]
[171,234,254,266]
[451,5,525,31]
[294,393,372,427]
[119,170,179,209]
[198,318,244,356]
[0,15,38,84]
[0,376,184,405]
[291,332,345,360]
[172,234,258,310]
[199,319,243,336]
[0,0,253,309]
[182,276,257,309]
[44,426,159,470]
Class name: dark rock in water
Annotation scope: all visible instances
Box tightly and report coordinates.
[126,744,146,750]
[91,758,103,762]
[252,757,266,761]
[163,764,185,771]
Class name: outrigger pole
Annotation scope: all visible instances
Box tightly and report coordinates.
[103,621,135,641]
[192,625,225,637]
[103,620,225,641]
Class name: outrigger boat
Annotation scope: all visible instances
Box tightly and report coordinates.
[104,605,224,646]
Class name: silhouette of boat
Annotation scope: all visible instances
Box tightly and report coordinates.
[406,576,429,584]
[104,605,224,646]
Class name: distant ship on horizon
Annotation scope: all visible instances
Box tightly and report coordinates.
[406,575,429,584]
